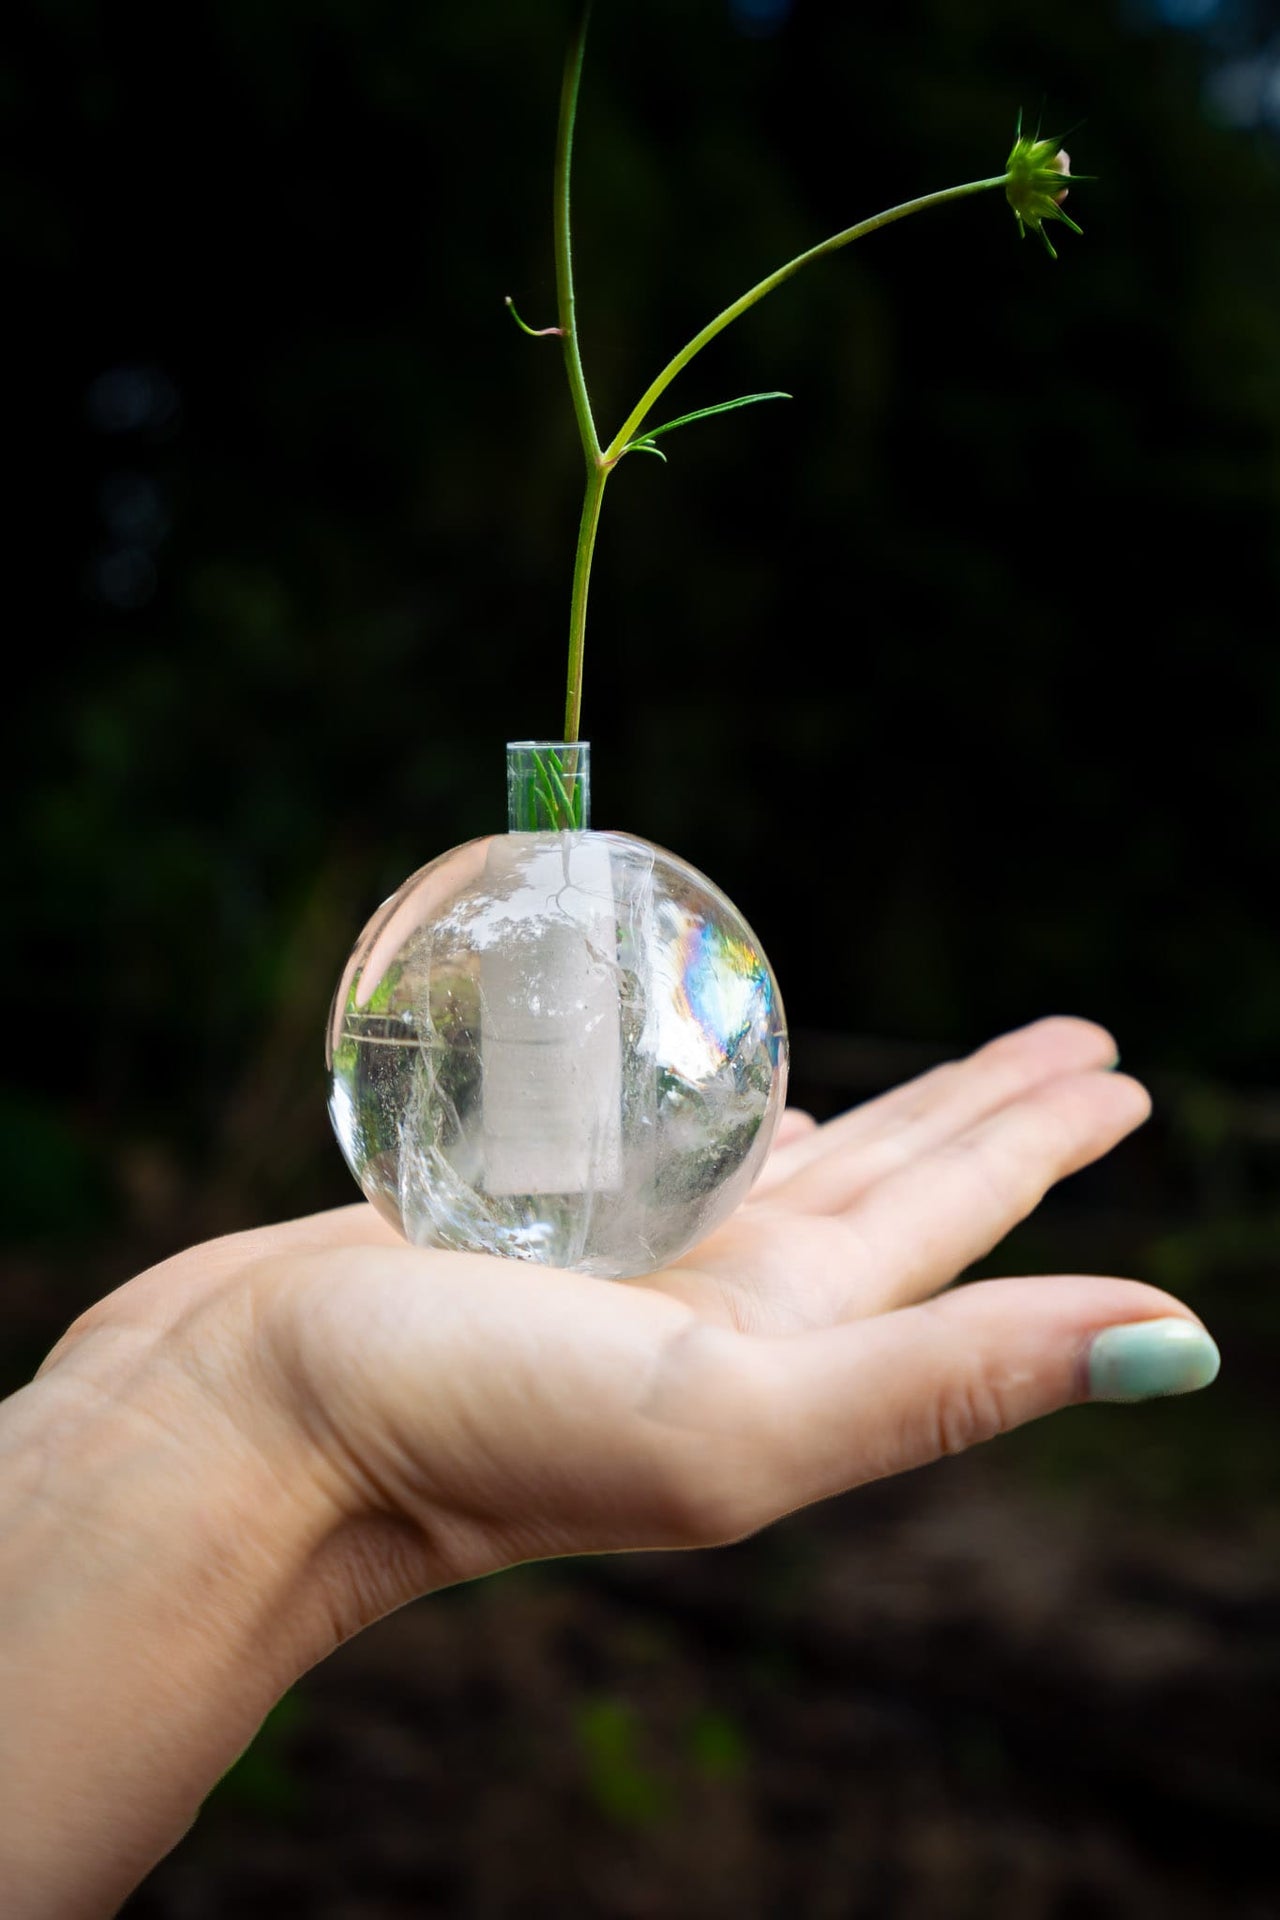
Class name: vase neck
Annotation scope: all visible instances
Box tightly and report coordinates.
[506,741,591,832]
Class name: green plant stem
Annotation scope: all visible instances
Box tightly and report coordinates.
[551,3,1008,743]
[563,462,608,743]
[555,1,606,746]
[604,174,1009,461]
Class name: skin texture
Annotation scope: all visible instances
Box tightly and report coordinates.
[0,1017,1213,1917]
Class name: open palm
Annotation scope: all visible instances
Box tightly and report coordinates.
[51,1016,1203,1656]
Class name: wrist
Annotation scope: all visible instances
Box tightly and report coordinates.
[0,1322,335,1917]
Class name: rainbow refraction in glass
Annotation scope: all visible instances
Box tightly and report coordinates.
[651,905,778,1088]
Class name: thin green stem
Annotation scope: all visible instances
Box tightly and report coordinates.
[555,0,605,745]
[555,2,601,467]
[547,13,1009,745]
[603,174,1009,461]
[563,462,609,743]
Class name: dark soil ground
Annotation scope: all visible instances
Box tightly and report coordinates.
[121,1455,1280,1920]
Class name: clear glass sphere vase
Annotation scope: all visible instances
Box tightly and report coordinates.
[326,742,788,1278]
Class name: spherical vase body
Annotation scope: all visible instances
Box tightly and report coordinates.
[326,745,788,1278]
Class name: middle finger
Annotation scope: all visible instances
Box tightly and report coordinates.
[757,1016,1122,1214]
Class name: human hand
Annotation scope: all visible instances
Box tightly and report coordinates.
[2,1017,1218,1916]
[43,1013,1216,1615]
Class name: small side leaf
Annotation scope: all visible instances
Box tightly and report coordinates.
[642,391,791,443]
[622,438,668,463]
[503,296,564,339]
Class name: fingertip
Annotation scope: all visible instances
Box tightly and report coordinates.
[1047,1013,1121,1066]
[992,1014,1122,1072]
[774,1108,819,1148]
[1085,1316,1221,1403]
[1101,1068,1152,1125]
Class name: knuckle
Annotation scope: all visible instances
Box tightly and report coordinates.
[930,1367,1011,1458]
[955,1122,1055,1220]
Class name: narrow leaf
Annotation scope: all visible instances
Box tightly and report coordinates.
[534,760,559,825]
[642,391,791,443]
[623,439,668,463]
[542,754,576,826]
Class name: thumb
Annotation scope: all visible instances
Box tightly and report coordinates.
[747,1277,1220,1514]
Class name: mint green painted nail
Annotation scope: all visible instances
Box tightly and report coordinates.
[1088,1318,1221,1403]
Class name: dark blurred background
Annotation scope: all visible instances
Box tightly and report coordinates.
[5,0,1280,1912]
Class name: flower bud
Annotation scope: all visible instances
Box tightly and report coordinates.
[1006,120,1085,259]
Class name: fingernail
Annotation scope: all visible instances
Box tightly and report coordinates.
[1087,1318,1221,1403]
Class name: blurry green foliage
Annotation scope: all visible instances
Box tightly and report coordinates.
[687,1707,750,1783]
[574,1695,674,1829]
